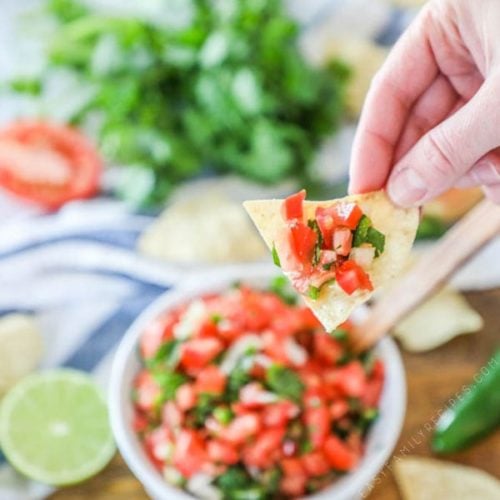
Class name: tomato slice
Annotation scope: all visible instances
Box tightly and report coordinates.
[290,221,317,262]
[282,189,306,221]
[336,260,373,295]
[0,121,101,210]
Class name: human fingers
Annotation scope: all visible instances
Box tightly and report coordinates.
[393,74,459,163]
[454,150,500,188]
[349,5,439,194]
[387,75,500,207]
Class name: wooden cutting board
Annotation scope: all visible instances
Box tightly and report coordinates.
[49,289,500,500]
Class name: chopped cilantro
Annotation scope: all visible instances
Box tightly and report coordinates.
[146,339,181,370]
[216,466,253,493]
[213,406,234,425]
[152,371,187,401]
[308,219,323,266]
[268,276,297,305]
[272,243,281,267]
[265,364,305,403]
[308,285,320,300]
[193,393,218,425]
[330,328,349,341]
[226,364,251,402]
[416,215,448,240]
[366,227,385,256]
[352,215,372,247]
[210,313,223,325]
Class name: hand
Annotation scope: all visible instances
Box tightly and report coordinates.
[349,0,500,206]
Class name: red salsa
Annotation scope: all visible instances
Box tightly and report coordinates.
[276,190,386,298]
[132,281,384,499]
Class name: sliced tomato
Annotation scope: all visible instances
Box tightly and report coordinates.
[301,451,330,476]
[139,312,177,360]
[304,405,330,450]
[282,189,306,221]
[336,260,373,295]
[323,435,359,471]
[173,429,208,477]
[333,227,353,256]
[289,221,317,262]
[180,337,224,371]
[176,384,197,411]
[0,121,101,210]
[207,440,239,465]
[243,427,286,468]
[134,371,161,412]
[194,365,226,395]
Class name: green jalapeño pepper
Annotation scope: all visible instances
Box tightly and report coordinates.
[432,349,500,453]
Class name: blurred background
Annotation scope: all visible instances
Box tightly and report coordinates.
[0,0,498,499]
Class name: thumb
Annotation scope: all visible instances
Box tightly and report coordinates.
[387,76,500,207]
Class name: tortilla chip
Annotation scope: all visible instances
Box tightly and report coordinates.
[394,457,500,500]
[244,190,418,332]
[393,287,483,352]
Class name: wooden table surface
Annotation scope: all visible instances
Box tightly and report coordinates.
[50,290,500,500]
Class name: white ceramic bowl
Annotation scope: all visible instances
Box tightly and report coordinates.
[109,263,406,500]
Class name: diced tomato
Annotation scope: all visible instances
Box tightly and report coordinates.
[331,361,367,398]
[263,401,300,427]
[319,249,337,267]
[315,207,335,248]
[139,312,177,359]
[195,365,226,395]
[197,319,220,339]
[330,202,363,230]
[173,430,208,477]
[323,435,359,471]
[134,371,161,412]
[282,189,306,221]
[313,333,342,365]
[281,457,305,476]
[330,400,350,421]
[290,221,317,262]
[148,426,172,463]
[132,411,149,433]
[301,451,330,476]
[207,440,239,465]
[304,406,330,450]
[162,401,183,431]
[333,227,353,256]
[243,428,286,468]
[176,384,197,411]
[223,413,261,445]
[361,378,384,407]
[263,331,290,366]
[280,475,307,496]
[336,260,373,295]
[180,337,224,371]
[143,431,166,470]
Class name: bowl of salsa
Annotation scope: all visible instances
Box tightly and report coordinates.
[109,263,405,499]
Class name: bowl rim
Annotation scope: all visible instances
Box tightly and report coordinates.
[109,263,406,500]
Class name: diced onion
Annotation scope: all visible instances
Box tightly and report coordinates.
[186,473,222,500]
[350,245,375,268]
[284,338,308,366]
[173,300,207,339]
[219,334,262,374]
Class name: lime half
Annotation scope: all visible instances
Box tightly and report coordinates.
[0,369,116,485]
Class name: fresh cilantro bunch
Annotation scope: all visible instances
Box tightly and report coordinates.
[14,0,349,205]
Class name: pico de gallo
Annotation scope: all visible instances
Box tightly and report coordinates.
[132,280,384,499]
[275,190,386,299]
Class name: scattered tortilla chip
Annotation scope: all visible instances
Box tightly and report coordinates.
[139,193,267,264]
[244,191,418,332]
[394,457,500,500]
[0,314,43,396]
[393,287,483,352]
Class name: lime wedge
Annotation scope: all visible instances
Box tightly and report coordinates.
[0,369,116,485]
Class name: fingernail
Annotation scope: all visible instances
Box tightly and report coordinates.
[387,168,428,207]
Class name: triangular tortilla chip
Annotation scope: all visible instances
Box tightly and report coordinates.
[393,457,500,500]
[244,190,418,331]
